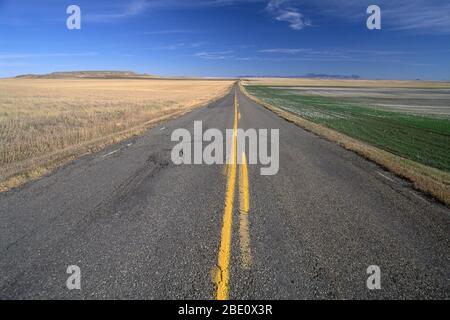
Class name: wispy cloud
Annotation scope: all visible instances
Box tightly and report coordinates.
[85,0,150,22]
[147,42,205,50]
[143,29,197,35]
[266,0,310,30]
[0,52,97,59]
[259,48,411,56]
[256,47,422,63]
[259,48,310,54]
[383,1,450,33]
[84,0,259,23]
[289,0,450,34]
[259,47,350,59]
[236,57,254,61]
[0,62,32,67]
[75,0,450,34]
[195,51,234,60]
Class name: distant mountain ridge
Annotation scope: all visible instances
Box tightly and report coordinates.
[303,73,361,80]
[240,74,361,80]
[15,71,154,79]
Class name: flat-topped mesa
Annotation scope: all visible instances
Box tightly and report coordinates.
[15,71,154,79]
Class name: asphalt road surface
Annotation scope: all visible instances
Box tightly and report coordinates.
[0,84,449,299]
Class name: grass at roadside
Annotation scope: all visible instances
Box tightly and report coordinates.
[0,79,233,191]
[241,86,450,206]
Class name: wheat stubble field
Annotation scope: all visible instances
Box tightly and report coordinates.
[0,78,233,191]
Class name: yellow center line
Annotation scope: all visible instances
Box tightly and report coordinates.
[239,151,252,269]
[215,89,238,300]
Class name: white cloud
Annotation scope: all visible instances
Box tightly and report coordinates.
[144,29,197,35]
[0,52,97,59]
[289,0,450,34]
[266,0,310,30]
[0,62,32,67]
[256,47,425,64]
[195,51,234,60]
[77,0,450,33]
[85,0,150,22]
[384,1,450,33]
[259,48,310,54]
[147,42,205,50]
[84,0,262,22]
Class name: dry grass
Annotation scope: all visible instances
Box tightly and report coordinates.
[0,78,233,191]
[240,82,450,207]
[242,78,450,89]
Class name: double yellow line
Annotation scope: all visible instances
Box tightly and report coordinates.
[215,89,251,300]
[239,152,251,270]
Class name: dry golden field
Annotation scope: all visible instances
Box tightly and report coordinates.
[242,77,450,89]
[0,78,233,190]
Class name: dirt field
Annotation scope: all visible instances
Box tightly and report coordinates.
[243,78,450,89]
[246,84,450,169]
[266,86,450,117]
[241,83,450,206]
[0,78,233,190]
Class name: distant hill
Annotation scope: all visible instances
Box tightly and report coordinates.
[15,71,155,79]
[240,74,361,80]
[303,73,361,80]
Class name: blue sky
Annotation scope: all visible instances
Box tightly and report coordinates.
[0,0,449,79]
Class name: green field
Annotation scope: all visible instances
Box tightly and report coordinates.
[245,86,450,172]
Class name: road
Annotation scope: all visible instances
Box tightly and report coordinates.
[0,84,449,299]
